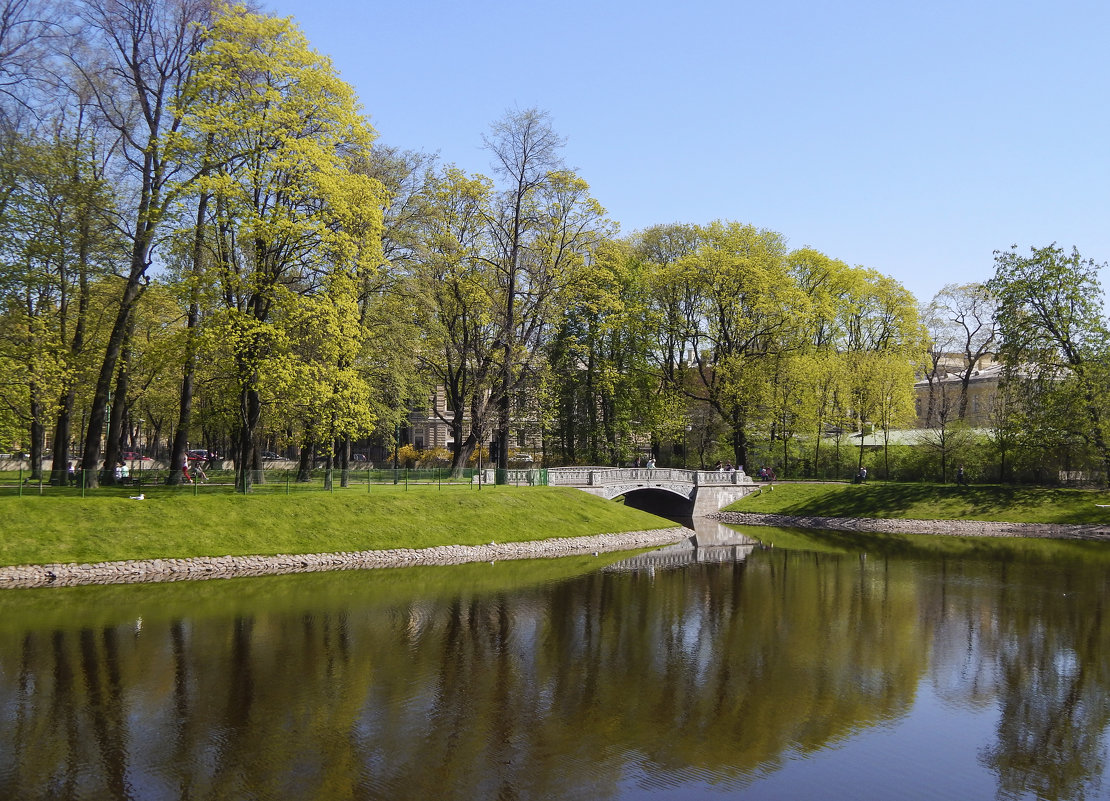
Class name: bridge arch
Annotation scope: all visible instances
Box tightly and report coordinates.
[615,486,695,517]
[593,482,695,502]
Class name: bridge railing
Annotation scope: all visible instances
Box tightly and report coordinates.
[695,470,753,485]
[546,467,753,486]
[546,468,595,486]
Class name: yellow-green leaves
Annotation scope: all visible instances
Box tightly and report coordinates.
[178,5,386,457]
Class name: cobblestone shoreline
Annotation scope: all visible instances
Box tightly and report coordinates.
[712,512,1110,541]
[0,527,691,589]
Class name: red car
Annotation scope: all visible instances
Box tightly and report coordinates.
[120,451,152,462]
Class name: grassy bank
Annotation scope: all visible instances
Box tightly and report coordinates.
[724,481,1110,524]
[0,486,672,568]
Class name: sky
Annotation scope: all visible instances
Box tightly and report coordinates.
[265,0,1110,306]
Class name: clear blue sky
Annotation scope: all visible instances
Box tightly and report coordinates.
[266,0,1110,305]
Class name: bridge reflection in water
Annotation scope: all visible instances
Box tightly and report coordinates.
[606,517,761,572]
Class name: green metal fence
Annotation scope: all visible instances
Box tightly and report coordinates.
[0,466,550,497]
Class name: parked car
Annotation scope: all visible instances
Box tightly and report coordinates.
[260,451,282,460]
[120,451,152,462]
[351,454,368,462]
[186,449,209,461]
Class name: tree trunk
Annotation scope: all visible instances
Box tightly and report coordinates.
[813,421,823,479]
[730,415,749,473]
[235,384,261,493]
[297,439,312,483]
[50,391,75,485]
[103,317,135,485]
[449,407,467,475]
[80,274,145,488]
[28,394,44,481]
[50,249,90,486]
[168,188,209,485]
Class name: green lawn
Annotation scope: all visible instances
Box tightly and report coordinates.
[0,486,673,567]
[724,481,1110,524]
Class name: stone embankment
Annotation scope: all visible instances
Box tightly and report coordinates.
[712,512,1110,541]
[0,527,691,589]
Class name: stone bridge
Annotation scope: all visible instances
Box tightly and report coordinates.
[545,467,759,517]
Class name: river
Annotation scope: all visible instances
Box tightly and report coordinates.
[0,521,1107,800]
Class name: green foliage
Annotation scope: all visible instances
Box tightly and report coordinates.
[547,238,662,463]
[635,223,923,474]
[178,6,386,479]
[988,244,1110,484]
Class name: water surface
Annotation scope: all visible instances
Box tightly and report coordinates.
[0,525,1107,800]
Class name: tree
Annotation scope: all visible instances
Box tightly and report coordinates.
[926,282,997,420]
[841,271,922,472]
[408,165,498,473]
[547,238,660,465]
[359,145,437,474]
[71,0,213,486]
[481,107,611,477]
[666,221,805,470]
[0,0,59,120]
[988,244,1110,484]
[0,119,121,481]
[185,6,384,490]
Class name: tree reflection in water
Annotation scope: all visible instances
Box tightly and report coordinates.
[0,538,1107,800]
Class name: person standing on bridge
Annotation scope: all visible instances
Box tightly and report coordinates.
[646,456,656,469]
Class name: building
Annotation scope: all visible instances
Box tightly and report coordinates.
[914,356,1002,427]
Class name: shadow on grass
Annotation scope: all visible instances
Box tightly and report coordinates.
[744,482,1110,525]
